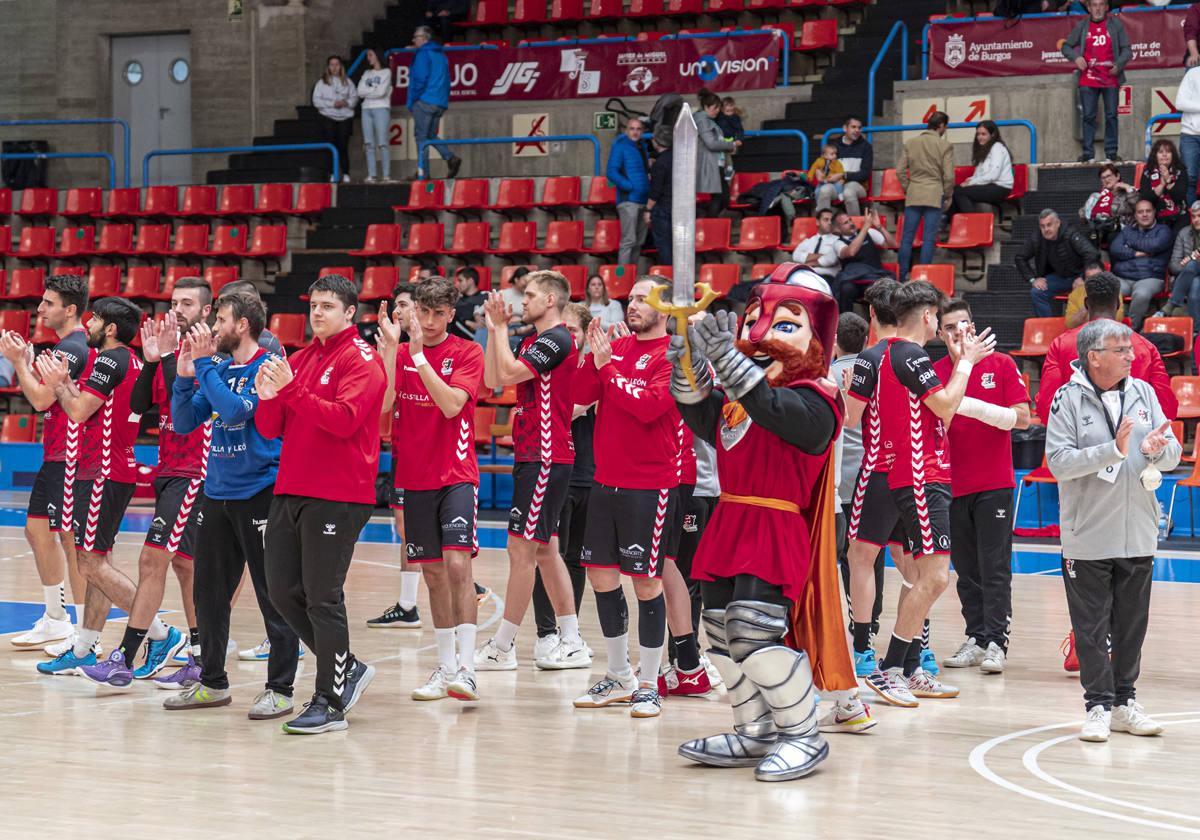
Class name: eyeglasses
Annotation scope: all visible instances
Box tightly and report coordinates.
[1091,346,1135,357]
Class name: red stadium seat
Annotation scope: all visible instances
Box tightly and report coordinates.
[204,265,240,297]
[751,263,780,280]
[540,176,583,211]
[217,185,256,217]
[786,217,818,250]
[695,218,732,253]
[131,223,172,258]
[318,266,355,285]
[198,224,250,259]
[458,264,493,292]
[255,183,294,216]
[0,188,11,216]
[269,313,308,350]
[494,179,536,213]
[87,265,122,298]
[93,223,134,257]
[360,266,400,302]
[448,179,491,213]
[18,188,57,218]
[583,219,622,255]
[1173,376,1200,420]
[349,224,404,258]
[155,265,202,301]
[868,168,906,204]
[0,224,9,256]
[705,0,744,13]
[551,0,584,19]
[798,19,839,51]
[747,0,786,8]
[100,188,141,218]
[492,222,538,256]
[61,188,104,219]
[938,213,994,251]
[123,266,162,300]
[700,263,740,296]
[0,310,31,339]
[397,223,446,256]
[599,264,638,300]
[16,226,56,259]
[398,180,446,214]
[1008,164,1029,202]
[551,264,588,299]
[665,0,703,13]
[2,267,45,300]
[583,177,617,211]
[649,265,673,279]
[513,0,548,24]
[628,0,666,15]
[586,0,624,19]
[1,413,36,443]
[294,183,332,217]
[56,226,96,259]
[132,186,180,218]
[245,225,289,270]
[729,172,771,211]
[30,320,58,345]
[458,0,508,27]
[1144,317,1194,359]
[444,221,493,256]
[170,224,210,258]
[732,216,781,253]
[177,185,218,218]
[909,264,954,297]
[533,221,585,256]
[1010,317,1066,359]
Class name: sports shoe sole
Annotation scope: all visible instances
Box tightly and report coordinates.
[1110,722,1163,736]
[249,704,295,721]
[238,651,270,662]
[281,720,349,735]
[79,671,134,689]
[819,715,878,734]
[134,634,189,680]
[573,691,634,708]
[155,677,199,691]
[942,657,984,668]
[447,683,479,701]
[910,686,959,699]
[163,695,233,711]
[343,663,376,712]
[980,661,1005,674]
[1078,731,1109,743]
[11,633,72,648]
[630,705,662,719]
[366,619,422,629]
[534,655,593,671]
[412,691,449,701]
[677,744,764,768]
[864,680,919,709]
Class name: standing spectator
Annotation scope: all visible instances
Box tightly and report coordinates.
[1018,209,1100,318]
[1046,318,1178,743]
[312,55,358,183]
[1080,163,1137,248]
[425,0,469,43]
[792,208,843,283]
[357,49,393,184]
[834,209,898,312]
[450,268,485,341]
[606,118,651,266]
[585,275,625,329]
[1177,61,1200,201]
[1110,198,1172,329]
[1139,139,1189,231]
[696,91,739,217]
[808,144,847,213]
[1157,201,1200,320]
[645,133,672,265]
[832,115,872,217]
[407,26,462,181]
[1062,0,1131,163]
[947,121,1014,222]
[897,111,954,281]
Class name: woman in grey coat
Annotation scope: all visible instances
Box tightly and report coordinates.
[695,91,739,217]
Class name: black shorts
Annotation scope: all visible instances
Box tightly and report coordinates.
[27,460,74,533]
[670,483,695,561]
[508,462,572,544]
[403,483,478,562]
[389,459,404,509]
[892,482,953,558]
[677,493,717,578]
[145,475,204,560]
[847,470,906,548]
[581,482,679,579]
[72,478,136,554]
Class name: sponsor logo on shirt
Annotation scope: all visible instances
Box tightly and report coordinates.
[635,353,651,370]
[980,373,995,389]
[91,372,111,384]
[96,355,118,370]
[619,542,645,559]
[918,369,937,385]
[320,365,334,385]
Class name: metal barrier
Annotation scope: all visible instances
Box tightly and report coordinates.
[0,152,117,190]
[744,129,809,171]
[419,134,602,177]
[347,44,500,77]
[1146,112,1182,158]
[867,21,907,129]
[0,118,131,187]
[665,30,791,89]
[142,143,340,186]
[820,119,1040,164]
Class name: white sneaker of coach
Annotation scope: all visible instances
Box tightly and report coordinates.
[1111,700,1163,736]
[1079,706,1111,742]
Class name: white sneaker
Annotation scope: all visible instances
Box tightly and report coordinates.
[1111,700,1163,736]
[239,638,271,661]
[907,668,959,699]
[942,637,986,668]
[447,667,480,701]
[533,632,560,661]
[818,697,878,734]
[412,666,452,701]
[1080,706,1111,742]
[227,638,237,654]
[535,637,593,670]
[474,637,518,671]
[12,613,73,648]
[44,632,102,658]
[980,642,1006,674]
[573,672,636,708]
[700,654,724,689]
[630,686,663,718]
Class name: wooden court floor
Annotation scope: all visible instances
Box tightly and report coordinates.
[0,520,1197,839]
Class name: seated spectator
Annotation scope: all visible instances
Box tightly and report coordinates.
[425,0,469,43]
[1064,261,1124,328]
[585,275,625,329]
[833,208,897,312]
[809,144,846,216]
[830,115,871,217]
[1080,163,1137,248]
[1018,209,1100,318]
[1110,198,1172,329]
[946,120,1013,223]
[0,354,13,388]
[1139,139,1189,232]
[451,267,486,342]
[792,208,842,282]
[415,262,441,282]
[1156,200,1200,322]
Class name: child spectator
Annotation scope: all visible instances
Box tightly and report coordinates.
[808,144,846,204]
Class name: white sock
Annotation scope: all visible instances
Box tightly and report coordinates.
[639,645,665,688]
[557,614,581,644]
[435,628,456,673]
[455,624,477,674]
[74,603,86,627]
[493,619,519,651]
[399,571,421,610]
[147,617,170,642]
[605,633,631,679]
[74,628,101,658]
[43,584,67,620]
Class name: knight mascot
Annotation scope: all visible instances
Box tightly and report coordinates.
[667,263,874,783]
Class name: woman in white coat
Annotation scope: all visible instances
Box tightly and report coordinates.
[947,120,1014,222]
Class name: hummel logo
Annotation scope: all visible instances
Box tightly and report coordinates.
[323,523,337,535]
[996,508,1007,519]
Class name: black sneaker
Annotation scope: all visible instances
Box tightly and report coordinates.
[1077,154,1095,164]
[342,657,376,713]
[366,602,421,629]
[447,156,463,179]
[281,694,347,735]
[1109,154,1124,163]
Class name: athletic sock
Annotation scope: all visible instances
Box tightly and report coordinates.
[605,634,632,680]
[594,588,631,677]
[921,619,931,650]
[557,614,581,644]
[672,633,701,672]
[118,627,148,668]
[903,638,922,677]
[852,621,874,653]
[74,603,86,627]
[637,594,666,687]
[493,619,519,651]
[435,628,456,673]
[147,617,169,642]
[880,633,911,672]
[189,627,200,648]
[43,584,67,621]
[455,623,477,674]
[74,628,101,659]
[399,571,421,611]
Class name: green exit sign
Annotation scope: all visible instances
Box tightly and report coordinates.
[594,112,617,131]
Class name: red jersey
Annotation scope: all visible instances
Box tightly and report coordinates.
[1081,20,1118,89]
[513,324,577,464]
[153,365,208,480]
[256,326,387,505]
[878,338,949,490]
[571,334,681,491]
[78,345,143,484]
[1037,326,1176,421]
[391,334,485,491]
[933,353,1028,498]
[41,328,93,463]
[846,339,892,476]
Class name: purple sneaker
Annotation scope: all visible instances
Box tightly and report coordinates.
[155,654,201,691]
[78,650,134,688]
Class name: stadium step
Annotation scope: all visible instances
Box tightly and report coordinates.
[205,166,331,185]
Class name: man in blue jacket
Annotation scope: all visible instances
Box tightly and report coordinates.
[606,118,651,265]
[1110,199,1172,330]
[163,290,301,722]
[408,26,461,180]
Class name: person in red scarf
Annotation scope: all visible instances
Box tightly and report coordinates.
[668,264,871,784]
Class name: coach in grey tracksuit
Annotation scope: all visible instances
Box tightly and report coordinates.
[1046,319,1179,720]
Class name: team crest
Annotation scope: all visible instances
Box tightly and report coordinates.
[980,373,995,389]
[1136,407,1150,425]
[441,358,454,376]
[320,365,334,385]
[635,353,651,370]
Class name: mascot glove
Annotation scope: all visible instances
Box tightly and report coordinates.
[667,330,713,404]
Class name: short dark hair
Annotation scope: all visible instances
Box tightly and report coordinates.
[1084,270,1122,311]
[892,281,945,323]
[836,312,869,355]
[843,114,863,127]
[220,280,263,300]
[510,266,531,285]
[816,208,835,221]
[1083,260,1105,275]
[217,290,266,340]
[414,276,460,310]
[863,278,900,326]
[1098,163,1120,179]
[699,91,721,110]
[927,111,949,131]
[939,297,972,322]
[457,267,479,288]
[308,274,358,310]
[45,273,88,317]
[92,297,142,345]
[392,281,417,301]
[526,270,570,310]
[173,276,212,306]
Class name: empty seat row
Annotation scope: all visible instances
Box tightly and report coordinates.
[461,0,862,28]
[8,184,332,221]
[396,176,616,215]
[2,223,289,264]
[0,265,239,304]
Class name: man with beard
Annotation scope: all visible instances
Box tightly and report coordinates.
[669,264,870,783]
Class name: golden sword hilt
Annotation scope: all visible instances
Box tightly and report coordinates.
[646,282,721,392]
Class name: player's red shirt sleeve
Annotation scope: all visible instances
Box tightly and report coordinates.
[571,354,602,405]
[998,355,1029,407]
[1036,340,1066,422]
[253,355,291,440]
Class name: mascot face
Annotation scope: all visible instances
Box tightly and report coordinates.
[735,264,836,387]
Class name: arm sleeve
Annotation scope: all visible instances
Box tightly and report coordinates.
[1015,234,1037,281]
[942,142,956,197]
[194,356,260,425]
[999,355,1030,407]
[739,381,839,455]
[648,158,669,203]
[1061,22,1083,60]
[518,331,571,377]
[606,144,634,193]
[1046,389,1126,481]
[1114,22,1132,70]
[129,360,159,415]
[847,353,877,404]
[1148,386,1183,471]
[1177,70,1200,112]
[1109,228,1135,261]
[1142,342,1179,420]
[407,54,426,109]
[676,391,724,446]
[275,354,388,437]
[1170,228,1191,275]
[171,372,210,435]
[312,81,333,110]
[890,342,943,402]
[897,143,911,191]
[80,349,126,400]
[1073,229,1101,264]
[596,357,675,422]
[448,344,485,400]
[1188,6,1200,44]
[1036,344,1065,422]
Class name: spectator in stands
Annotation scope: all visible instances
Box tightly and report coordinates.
[501,267,535,349]
[716,98,745,144]
[450,267,485,342]
[1019,209,1101,318]
[1156,200,1200,321]
[829,115,872,217]
[312,55,358,183]
[0,355,13,388]
[415,262,440,282]
[1065,261,1124,328]
[425,0,469,43]
[947,121,1014,222]
[834,208,897,312]
[809,144,847,214]
[607,118,651,266]
[357,49,393,184]
[897,110,954,281]
[645,133,672,265]
[1080,163,1137,248]
[792,208,843,283]
[1140,139,1189,232]
[1062,0,1131,163]
[1186,2,1200,68]
[1178,60,1200,201]
[1110,198,1172,329]
[585,275,625,329]
[408,26,462,181]
[696,90,739,217]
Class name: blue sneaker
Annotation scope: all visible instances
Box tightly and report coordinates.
[79,650,134,687]
[920,647,940,677]
[854,649,877,678]
[133,626,187,680]
[37,648,97,676]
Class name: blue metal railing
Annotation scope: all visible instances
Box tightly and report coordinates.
[0,152,117,190]
[1146,112,1182,157]
[142,143,340,186]
[820,119,1040,163]
[347,44,500,77]
[744,130,809,171]
[0,118,130,187]
[867,22,908,129]
[419,134,601,177]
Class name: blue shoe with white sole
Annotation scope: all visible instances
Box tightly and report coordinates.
[920,647,940,677]
[854,649,877,678]
[37,648,97,676]
[134,626,187,679]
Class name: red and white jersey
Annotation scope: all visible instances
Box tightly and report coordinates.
[153,366,208,480]
[513,324,576,464]
[846,339,892,476]
[78,345,143,484]
[878,338,949,490]
[392,334,485,491]
[41,328,93,463]
[677,419,696,486]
